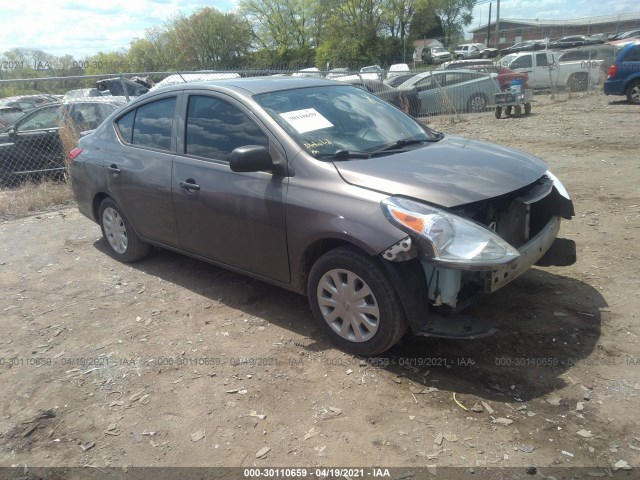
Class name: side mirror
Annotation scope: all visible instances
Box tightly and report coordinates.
[8,126,18,137]
[229,145,273,173]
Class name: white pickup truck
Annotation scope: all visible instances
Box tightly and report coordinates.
[498,51,602,91]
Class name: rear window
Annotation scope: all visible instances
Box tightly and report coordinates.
[115,97,176,151]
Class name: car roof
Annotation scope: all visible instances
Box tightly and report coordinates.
[149,77,341,96]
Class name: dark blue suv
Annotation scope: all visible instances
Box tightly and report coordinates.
[604,42,640,104]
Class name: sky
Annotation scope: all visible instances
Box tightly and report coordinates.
[0,0,639,59]
[470,0,639,31]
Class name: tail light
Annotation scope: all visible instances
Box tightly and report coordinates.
[607,65,617,79]
[68,147,83,161]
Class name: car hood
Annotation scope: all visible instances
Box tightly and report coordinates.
[333,135,547,208]
[433,51,450,57]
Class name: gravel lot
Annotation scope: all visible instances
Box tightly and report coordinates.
[1,91,639,478]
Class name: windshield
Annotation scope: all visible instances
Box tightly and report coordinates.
[255,85,435,158]
[433,47,446,53]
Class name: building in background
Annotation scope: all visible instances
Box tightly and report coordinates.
[470,11,640,48]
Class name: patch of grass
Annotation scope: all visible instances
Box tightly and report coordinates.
[0,179,74,219]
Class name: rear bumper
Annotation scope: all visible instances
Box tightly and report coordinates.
[604,79,625,95]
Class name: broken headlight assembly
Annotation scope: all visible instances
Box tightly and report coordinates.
[381,197,520,268]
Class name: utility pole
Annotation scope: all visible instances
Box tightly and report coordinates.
[487,3,492,47]
[495,0,500,49]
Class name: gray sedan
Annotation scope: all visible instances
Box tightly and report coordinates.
[397,69,501,115]
[70,77,575,355]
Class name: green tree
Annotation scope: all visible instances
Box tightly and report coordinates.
[315,0,386,67]
[240,0,319,66]
[436,0,475,46]
[408,1,443,43]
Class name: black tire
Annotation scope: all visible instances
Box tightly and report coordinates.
[505,106,513,116]
[98,198,150,263]
[467,93,488,113]
[568,72,588,92]
[495,106,502,119]
[514,105,522,117]
[626,80,640,105]
[524,103,532,115]
[308,246,408,356]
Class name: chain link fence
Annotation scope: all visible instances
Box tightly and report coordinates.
[0,63,603,191]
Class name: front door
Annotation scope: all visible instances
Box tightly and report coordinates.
[172,93,290,283]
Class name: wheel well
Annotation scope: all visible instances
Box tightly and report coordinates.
[92,192,110,222]
[299,239,366,295]
[626,78,640,92]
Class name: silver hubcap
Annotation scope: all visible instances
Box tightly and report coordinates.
[102,207,128,254]
[632,86,640,103]
[470,96,485,112]
[317,269,380,343]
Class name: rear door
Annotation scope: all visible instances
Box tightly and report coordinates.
[106,94,180,246]
[172,92,290,283]
[414,73,442,114]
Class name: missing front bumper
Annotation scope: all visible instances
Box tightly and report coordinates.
[487,215,563,293]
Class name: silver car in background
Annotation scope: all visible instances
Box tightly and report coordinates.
[397,70,500,115]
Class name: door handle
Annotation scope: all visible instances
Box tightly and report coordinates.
[179,179,201,192]
[107,164,121,174]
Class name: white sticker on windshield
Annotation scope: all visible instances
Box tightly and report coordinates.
[279,108,333,134]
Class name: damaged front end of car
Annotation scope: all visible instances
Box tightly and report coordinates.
[379,171,576,339]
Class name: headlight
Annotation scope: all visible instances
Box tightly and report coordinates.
[545,170,570,200]
[381,197,520,267]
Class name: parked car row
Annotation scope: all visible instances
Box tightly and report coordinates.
[0,97,127,186]
[453,43,499,60]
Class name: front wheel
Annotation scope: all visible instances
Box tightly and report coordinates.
[467,93,488,113]
[99,198,150,262]
[307,247,407,355]
[627,80,640,105]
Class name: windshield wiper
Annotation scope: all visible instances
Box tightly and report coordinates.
[332,149,371,159]
[372,133,444,154]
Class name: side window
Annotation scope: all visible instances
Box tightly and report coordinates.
[511,55,533,69]
[18,107,59,131]
[132,98,175,151]
[115,98,176,151]
[71,104,100,130]
[185,95,269,162]
[414,76,434,91]
[444,72,464,85]
[623,46,640,62]
[116,110,134,144]
[536,53,549,67]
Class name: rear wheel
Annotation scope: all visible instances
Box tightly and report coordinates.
[568,72,588,92]
[99,198,150,262]
[308,247,407,355]
[514,105,522,117]
[494,106,502,119]
[524,103,532,115]
[626,80,640,105]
